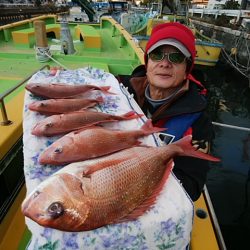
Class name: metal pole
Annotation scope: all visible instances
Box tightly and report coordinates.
[212,121,250,132]
[0,65,50,126]
[0,99,12,126]
[203,186,227,250]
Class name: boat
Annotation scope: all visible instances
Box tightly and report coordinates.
[191,24,224,67]
[123,2,224,67]
[0,14,225,249]
[57,6,90,23]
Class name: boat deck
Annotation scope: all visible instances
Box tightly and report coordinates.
[0,15,143,92]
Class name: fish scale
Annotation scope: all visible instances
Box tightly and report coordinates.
[68,147,169,227]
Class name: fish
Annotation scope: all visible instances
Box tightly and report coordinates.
[22,135,220,232]
[38,119,166,165]
[28,96,104,115]
[31,110,144,137]
[25,83,114,98]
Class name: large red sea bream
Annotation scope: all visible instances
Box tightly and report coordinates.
[22,136,220,232]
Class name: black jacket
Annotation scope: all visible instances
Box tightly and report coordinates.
[118,66,214,201]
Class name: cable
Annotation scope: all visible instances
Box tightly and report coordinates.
[220,31,250,80]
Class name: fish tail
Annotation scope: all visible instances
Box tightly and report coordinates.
[121,111,144,120]
[96,96,104,104]
[25,84,31,91]
[174,135,220,162]
[99,86,116,95]
[141,119,166,134]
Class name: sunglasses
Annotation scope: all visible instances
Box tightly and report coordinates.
[148,51,187,64]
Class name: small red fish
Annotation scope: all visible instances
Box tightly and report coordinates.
[31,110,144,137]
[22,135,220,232]
[25,83,114,98]
[28,96,104,115]
[39,119,166,165]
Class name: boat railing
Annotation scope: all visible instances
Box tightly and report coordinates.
[203,185,227,250]
[188,8,250,21]
[0,65,50,126]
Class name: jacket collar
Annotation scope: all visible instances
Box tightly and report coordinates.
[130,75,207,123]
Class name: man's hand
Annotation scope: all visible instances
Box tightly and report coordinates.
[192,139,209,153]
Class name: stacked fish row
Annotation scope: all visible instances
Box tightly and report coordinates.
[25,82,165,165]
[22,80,220,232]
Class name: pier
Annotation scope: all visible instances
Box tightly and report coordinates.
[189,8,250,21]
[0,4,69,25]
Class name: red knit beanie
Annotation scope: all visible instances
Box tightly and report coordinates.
[145,22,196,72]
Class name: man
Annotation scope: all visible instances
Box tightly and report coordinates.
[119,22,214,201]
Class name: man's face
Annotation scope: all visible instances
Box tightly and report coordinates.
[146,45,188,90]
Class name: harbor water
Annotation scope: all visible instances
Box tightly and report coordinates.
[194,64,250,250]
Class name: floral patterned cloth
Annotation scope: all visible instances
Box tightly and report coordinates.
[23,67,194,250]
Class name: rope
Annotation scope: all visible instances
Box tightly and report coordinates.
[44,51,69,70]
[220,31,250,80]
[221,48,250,78]
[35,46,69,70]
[35,46,51,63]
[212,121,250,132]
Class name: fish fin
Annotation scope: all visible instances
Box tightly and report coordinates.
[51,83,67,87]
[80,108,88,111]
[82,156,132,177]
[72,125,99,134]
[38,111,57,115]
[96,96,104,104]
[141,119,166,134]
[99,86,116,95]
[116,161,174,223]
[174,135,220,162]
[137,144,151,148]
[135,141,142,146]
[122,111,144,120]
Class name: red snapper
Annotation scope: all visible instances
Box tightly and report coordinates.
[22,136,220,232]
[38,119,166,165]
[25,83,113,98]
[31,110,143,136]
[28,96,104,115]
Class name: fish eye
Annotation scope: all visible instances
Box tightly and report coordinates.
[40,102,46,107]
[47,202,64,218]
[54,147,63,154]
[45,122,53,128]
